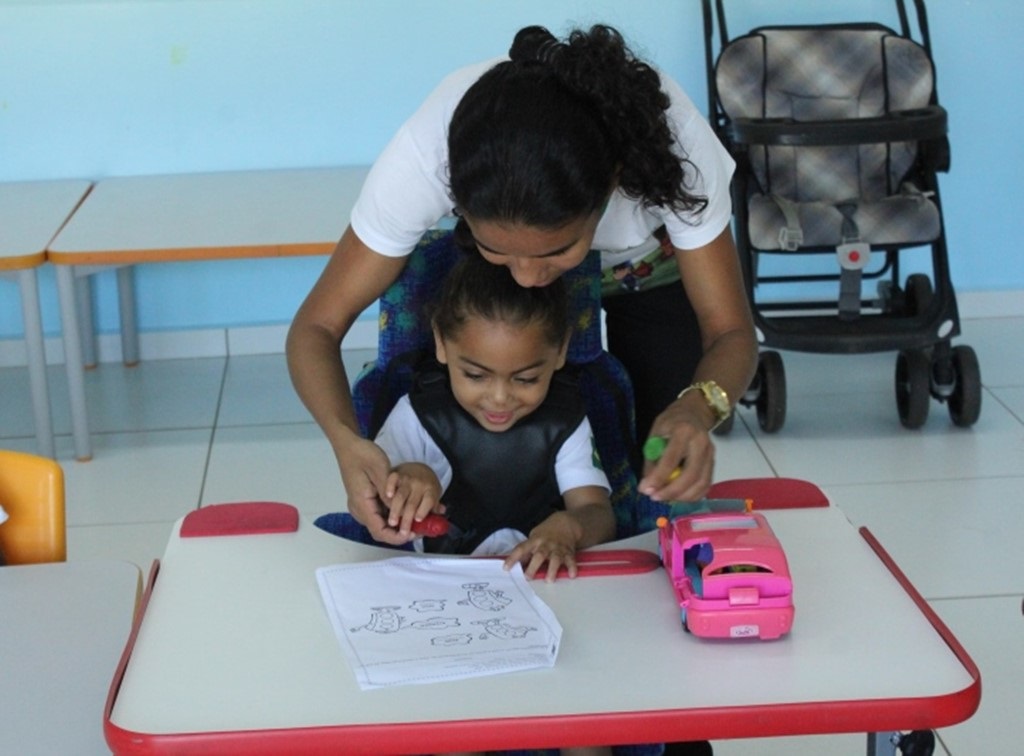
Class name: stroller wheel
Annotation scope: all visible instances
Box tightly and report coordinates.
[712,412,735,436]
[896,349,931,428]
[904,274,934,316]
[947,345,982,427]
[755,351,786,433]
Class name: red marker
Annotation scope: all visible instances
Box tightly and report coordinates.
[410,513,450,537]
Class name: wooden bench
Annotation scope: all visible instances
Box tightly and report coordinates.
[46,166,369,460]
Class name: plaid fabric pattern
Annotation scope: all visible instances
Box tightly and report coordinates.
[748,191,940,248]
[717,26,941,249]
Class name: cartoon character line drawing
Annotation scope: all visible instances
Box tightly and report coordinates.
[431,633,474,647]
[351,606,404,634]
[408,616,461,631]
[459,582,513,612]
[472,617,537,640]
[409,599,446,613]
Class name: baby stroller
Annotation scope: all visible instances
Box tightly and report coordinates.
[702,0,981,432]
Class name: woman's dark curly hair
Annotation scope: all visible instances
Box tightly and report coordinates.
[448,24,707,232]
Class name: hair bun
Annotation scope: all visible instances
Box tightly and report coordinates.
[509,25,563,64]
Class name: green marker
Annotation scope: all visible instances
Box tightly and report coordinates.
[643,436,682,480]
[643,436,668,462]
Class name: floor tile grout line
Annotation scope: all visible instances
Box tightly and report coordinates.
[195,355,230,510]
[817,472,1024,490]
[927,593,1024,603]
[983,387,1024,426]
[735,412,783,478]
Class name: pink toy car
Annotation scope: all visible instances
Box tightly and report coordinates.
[657,511,794,640]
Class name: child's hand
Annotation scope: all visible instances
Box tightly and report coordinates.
[503,512,582,582]
[383,463,444,540]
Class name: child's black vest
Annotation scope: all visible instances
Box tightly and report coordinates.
[409,360,587,554]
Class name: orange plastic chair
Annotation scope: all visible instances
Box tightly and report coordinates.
[0,449,66,564]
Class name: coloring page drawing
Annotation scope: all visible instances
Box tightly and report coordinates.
[316,557,562,689]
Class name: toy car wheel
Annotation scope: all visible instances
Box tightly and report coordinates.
[948,345,982,427]
[905,274,933,316]
[755,351,786,433]
[895,349,930,429]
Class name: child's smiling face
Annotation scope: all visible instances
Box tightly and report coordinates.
[434,317,568,432]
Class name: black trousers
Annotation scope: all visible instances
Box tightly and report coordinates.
[603,280,703,472]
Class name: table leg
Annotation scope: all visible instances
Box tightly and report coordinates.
[55,265,92,461]
[16,269,55,459]
[867,732,899,756]
[117,265,139,366]
[75,275,97,368]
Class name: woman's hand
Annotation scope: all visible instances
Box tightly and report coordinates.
[638,394,717,503]
[286,226,411,542]
[639,226,758,502]
[336,435,413,546]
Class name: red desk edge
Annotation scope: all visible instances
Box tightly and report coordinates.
[103,490,981,755]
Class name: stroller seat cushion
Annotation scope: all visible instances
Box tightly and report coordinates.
[748,191,941,250]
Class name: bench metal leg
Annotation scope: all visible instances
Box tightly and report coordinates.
[56,265,92,461]
[16,268,55,459]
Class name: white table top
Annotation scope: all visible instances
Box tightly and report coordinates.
[46,166,369,265]
[105,505,979,754]
[0,179,92,269]
[1,560,141,755]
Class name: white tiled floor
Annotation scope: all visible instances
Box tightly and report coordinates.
[2,317,1021,755]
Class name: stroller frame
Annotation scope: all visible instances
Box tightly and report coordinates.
[702,0,981,431]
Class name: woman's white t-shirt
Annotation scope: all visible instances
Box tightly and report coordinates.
[350,57,736,273]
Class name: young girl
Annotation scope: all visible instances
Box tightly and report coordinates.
[373,251,616,583]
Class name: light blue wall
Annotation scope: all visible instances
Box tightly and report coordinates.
[1,0,1022,340]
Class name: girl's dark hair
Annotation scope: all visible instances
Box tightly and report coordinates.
[432,250,569,348]
[447,24,708,229]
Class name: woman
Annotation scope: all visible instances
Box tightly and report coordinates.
[287,24,757,548]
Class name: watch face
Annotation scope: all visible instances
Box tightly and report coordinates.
[701,382,730,417]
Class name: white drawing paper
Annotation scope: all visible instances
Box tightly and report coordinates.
[316,556,562,689]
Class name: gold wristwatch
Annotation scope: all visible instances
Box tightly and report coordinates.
[678,381,731,430]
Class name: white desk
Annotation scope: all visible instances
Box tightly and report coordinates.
[104,504,979,754]
[46,166,369,461]
[0,180,92,458]
[1,559,141,755]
